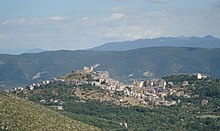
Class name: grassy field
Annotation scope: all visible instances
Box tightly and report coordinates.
[0,92,99,131]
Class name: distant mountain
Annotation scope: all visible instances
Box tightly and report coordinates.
[0,92,98,130]
[91,35,220,51]
[1,47,220,89]
[25,48,45,54]
[0,48,45,55]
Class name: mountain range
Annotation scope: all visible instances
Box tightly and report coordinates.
[0,48,45,55]
[91,35,220,51]
[1,47,220,89]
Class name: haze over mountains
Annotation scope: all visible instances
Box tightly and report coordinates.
[91,35,220,51]
[0,48,45,55]
[1,35,219,55]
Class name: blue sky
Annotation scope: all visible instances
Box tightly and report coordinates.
[0,0,220,50]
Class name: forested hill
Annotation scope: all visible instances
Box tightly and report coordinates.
[91,35,220,51]
[1,47,220,89]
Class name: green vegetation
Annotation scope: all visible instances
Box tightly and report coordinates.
[13,75,220,130]
[1,47,220,88]
[62,77,220,130]
[193,79,220,99]
[163,74,198,85]
[63,100,183,130]
[17,83,80,105]
[64,101,220,130]
[0,92,99,131]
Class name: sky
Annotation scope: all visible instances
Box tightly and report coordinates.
[0,0,220,50]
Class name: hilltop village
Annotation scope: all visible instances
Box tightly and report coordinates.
[5,64,208,108]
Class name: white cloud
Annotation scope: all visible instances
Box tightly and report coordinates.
[81,17,90,21]
[1,16,68,26]
[103,25,162,40]
[106,13,126,21]
[0,0,218,50]
[143,30,162,37]
[49,16,67,22]
[1,18,41,25]
[75,17,96,26]
[145,10,167,17]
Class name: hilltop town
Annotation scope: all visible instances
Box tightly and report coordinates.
[5,64,209,108]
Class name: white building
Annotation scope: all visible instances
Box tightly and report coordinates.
[197,73,207,80]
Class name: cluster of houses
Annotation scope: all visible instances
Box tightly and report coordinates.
[56,66,178,106]
[124,79,176,106]
[4,64,209,107]
[71,66,208,107]
[4,80,50,93]
[4,79,66,110]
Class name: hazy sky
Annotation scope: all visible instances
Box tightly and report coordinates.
[0,0,220,50]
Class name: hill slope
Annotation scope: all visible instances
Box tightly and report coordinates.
[1,47,220,89]
[0,93,99,130]
[91,35,220,51]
